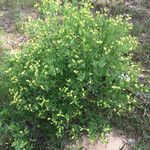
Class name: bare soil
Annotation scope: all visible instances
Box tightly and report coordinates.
[0,9,38,53]
[66,131,131,150]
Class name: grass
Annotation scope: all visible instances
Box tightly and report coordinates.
[0,0,39,9]
[0,27,4,54]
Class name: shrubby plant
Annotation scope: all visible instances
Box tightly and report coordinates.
[0,0,143,149]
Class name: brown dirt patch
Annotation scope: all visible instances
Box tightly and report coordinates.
[66,131,131,150]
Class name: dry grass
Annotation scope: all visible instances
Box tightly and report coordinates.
[0,0,39,9]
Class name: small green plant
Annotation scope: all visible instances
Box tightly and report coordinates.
[0,0,143,149]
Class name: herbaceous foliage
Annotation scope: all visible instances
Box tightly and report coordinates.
[0,0,142,149]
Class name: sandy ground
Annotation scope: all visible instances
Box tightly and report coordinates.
[66,131,131,150]
[0,9,37,53]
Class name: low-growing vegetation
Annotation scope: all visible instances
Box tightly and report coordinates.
[0,0,39,8]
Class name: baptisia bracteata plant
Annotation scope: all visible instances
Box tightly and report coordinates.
[0,0,143,149]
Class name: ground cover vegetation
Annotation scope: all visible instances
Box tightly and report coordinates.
[0,0,39,8]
